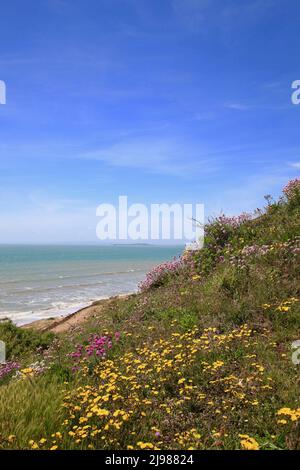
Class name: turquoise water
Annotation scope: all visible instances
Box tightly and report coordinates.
[0,245,182,325]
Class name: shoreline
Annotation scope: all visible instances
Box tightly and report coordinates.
[21,292,135,333]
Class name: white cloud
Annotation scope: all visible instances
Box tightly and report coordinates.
[290,162,300,169]
[224,102,253,111]
[80,138,218,177]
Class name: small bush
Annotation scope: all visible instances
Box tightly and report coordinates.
[0,321,54,360]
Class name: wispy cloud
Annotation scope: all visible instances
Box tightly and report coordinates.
[224,102,253,111]
[80,138,219,177]
[289,162,300,170]
[224,101,293,112]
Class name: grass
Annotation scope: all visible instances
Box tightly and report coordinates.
[0,180,299,450]
[0,375,65,448]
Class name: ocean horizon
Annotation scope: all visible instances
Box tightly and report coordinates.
[0,244,183,326]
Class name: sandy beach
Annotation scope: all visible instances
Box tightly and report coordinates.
[22,293,134,334]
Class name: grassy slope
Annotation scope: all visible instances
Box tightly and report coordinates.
[0,188,299,450]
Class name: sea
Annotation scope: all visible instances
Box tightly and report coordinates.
[0,244,183,326]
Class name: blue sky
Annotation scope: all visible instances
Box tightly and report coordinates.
[0,0,299,243]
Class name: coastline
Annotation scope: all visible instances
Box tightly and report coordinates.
[0,245,182,331]
[21,292,135,333]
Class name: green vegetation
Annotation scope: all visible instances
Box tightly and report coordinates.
[0,320,54,361]
[0,179,299,450]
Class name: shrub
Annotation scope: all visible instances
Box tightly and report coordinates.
[0,321,54,361]
[283,178,300,200]
[138,258,184,291]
